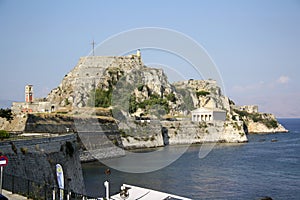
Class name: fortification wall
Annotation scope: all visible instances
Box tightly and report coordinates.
[24,114,75,133]
[0,134,86,194]
[76,119,125,161]
[22,114,125,161]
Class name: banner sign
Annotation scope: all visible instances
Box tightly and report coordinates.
[56,164,64,200]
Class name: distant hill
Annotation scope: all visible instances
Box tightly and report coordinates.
[0,99,13,109]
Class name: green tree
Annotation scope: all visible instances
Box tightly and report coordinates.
[129,94,137,113]
[196,90,210,97]
[0,130,10,139]
[166,93,176,102]
[88,88,112,108]
[128,92,171,114]
[0,108,13,121]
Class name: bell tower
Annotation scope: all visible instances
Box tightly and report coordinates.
[25,84,34,103]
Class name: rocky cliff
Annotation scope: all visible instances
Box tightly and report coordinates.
[232,107,288,133]
[0,114,26,132]
[46,55,143,108]
[173,79,230,111]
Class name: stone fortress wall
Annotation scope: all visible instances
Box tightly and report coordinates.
[0,134,86,195]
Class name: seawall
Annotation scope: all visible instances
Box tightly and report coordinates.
[161,120,248,144]
[19,114,126,161]
[119,120,164,149]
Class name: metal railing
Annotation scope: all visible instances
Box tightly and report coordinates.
[2,173,98,200]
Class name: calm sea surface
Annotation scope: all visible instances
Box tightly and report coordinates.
[82,118,300,199]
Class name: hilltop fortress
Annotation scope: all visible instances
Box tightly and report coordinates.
[47,54,143,109]
[4,51,287,147]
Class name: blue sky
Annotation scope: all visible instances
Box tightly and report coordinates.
[0,0,299,117]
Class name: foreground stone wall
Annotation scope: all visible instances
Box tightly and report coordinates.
[0,134,86,195]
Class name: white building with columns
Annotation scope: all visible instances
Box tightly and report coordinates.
[191,107,226,122]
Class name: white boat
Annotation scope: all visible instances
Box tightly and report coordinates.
[100,182,192,200]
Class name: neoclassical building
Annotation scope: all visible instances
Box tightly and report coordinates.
[191,107,226,122]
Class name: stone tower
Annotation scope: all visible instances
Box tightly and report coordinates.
[25,84,34,103]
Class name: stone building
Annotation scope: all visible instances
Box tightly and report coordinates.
[11,85,55,114]
[191,107,226,122]
[239,105,258,113]
[25,84,34,103]
[231,105,258,114]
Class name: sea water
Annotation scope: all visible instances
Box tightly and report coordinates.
[82,118,300,199]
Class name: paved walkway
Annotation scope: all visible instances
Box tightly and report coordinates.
[2,189,31,200]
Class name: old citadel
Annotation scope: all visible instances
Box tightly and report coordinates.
[7,50,286,137]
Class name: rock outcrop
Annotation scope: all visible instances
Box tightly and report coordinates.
[0,114,26,132]
[173,79,230,111]
[232,108,288,133]
[46,55,142,108]
[247,120,287,133]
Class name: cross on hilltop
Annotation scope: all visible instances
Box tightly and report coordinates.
[91,39,95,56]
